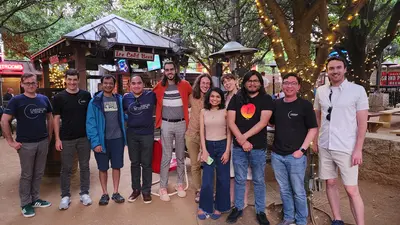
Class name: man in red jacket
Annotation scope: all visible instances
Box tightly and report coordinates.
[153,62,192,201]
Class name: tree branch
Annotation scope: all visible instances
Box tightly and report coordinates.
[2,14,63,34]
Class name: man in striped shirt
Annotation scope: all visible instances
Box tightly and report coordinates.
[153,62,192,201]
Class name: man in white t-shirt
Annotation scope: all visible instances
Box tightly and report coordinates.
[313,56,368,225]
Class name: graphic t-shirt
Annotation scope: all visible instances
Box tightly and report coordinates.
[5,94,53,143]
[162,84,184,120]
[227,92,274,149]
[103,95,122,140]
[53,90,91,140]
[123,90,156,135]
[270,98,318,155]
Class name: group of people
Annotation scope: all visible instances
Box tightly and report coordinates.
[0,56,367,225]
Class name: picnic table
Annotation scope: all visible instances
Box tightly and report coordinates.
[367,108,400,132]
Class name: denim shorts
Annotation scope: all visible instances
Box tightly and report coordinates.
[94,137,124,171]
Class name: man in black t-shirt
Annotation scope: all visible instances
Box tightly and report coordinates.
[226,70,273,225]
[270,73,317,225]
[53,69,93,210]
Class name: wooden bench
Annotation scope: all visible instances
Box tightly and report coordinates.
[367,121,390,133]
[377,108,400,128]
[389,129,400,136]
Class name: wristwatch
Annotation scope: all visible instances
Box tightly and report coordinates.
[300,147,307,155]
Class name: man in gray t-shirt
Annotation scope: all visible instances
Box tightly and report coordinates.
[86,75,126,206]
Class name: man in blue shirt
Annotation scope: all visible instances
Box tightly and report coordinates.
[1,74,53,218]
[123,74,156,204]
[86,75,127,205]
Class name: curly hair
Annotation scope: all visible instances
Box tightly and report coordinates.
[192,73,213,99]
[204,87,225,110]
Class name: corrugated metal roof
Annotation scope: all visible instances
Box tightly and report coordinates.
[63,14,175,49]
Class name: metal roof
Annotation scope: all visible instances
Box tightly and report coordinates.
[63,14,175,49]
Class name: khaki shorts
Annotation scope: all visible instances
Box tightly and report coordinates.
[318,147,358,186]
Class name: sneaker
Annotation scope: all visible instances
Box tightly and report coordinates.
[142,193,152,204]
[128,189,141,203]
[31,199,51,208]
[99,194,110,205]
[80,194,93,206]
[111,193,125,203]
[175,184,187,198]
[59,196,71,210]
[331,220,345,225]
[21,204,35,218]
[226,207,243,223]
[278,219,295,225]
[256,212,270,225]
[159,188,170,202]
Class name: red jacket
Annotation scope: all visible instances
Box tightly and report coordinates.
[153,80,192,128]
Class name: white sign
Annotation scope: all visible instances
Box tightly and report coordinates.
[114,50,154,61]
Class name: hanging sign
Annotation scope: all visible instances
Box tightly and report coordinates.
[114,50,154,61]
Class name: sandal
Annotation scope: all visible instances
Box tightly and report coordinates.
[210,211,222,220]
[197,209,209,220]
[195,191,200,203]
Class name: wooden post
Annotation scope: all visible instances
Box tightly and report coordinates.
[74,47,87,90]
[42,61,50,88]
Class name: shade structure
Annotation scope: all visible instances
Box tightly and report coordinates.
[209,41,257,58]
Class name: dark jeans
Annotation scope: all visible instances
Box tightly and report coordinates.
[60,137,91,197]
[199,139,230,214]
[127,131,154,194]
[18,139,49,207]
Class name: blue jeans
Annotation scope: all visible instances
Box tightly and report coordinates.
[199,140,230,214]
[232,146,266,213]
[271,152,308,225]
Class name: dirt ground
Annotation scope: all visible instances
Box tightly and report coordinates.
[0,136,399,225]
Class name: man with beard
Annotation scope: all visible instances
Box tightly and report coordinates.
[53,69,92,210]
[153,62,192,201]
[313,56,368,225]
[86,75,127,205]
[226,70,273,225]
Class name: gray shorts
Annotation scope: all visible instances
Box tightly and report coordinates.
[318,147,358,186]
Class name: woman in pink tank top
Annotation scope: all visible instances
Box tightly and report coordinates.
[197,87,231,220]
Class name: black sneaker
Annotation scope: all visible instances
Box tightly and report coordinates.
[226,207,243,224]
[256,212,270,225]
[112,193,125,203]
[331,220,345,225]
[99,194,110,205]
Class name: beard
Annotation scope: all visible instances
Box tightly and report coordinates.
[246,87,259,94]
[166,74,175,80]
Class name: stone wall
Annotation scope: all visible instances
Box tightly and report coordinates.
[360,133,400,187]
[266,132,400,187]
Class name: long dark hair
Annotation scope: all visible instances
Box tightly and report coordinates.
[161,61,181,86]
[204,87,225,110]
[238,70,266,104]
[192,73,213,99]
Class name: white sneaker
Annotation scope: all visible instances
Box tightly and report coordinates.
[175,184,187,198]
[59,196,71,210]
[159,188,170,202]
[80,194,93,206]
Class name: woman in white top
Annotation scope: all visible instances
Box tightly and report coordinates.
[197,87,231,220]
[221,73,252,208]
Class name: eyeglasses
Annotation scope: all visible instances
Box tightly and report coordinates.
[247,79,260,84]
[326,89,333,121]
[283,81,298,86]
[22,82,37,86]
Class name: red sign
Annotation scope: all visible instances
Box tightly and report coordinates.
[0,63,24,71]
[114,50,154,61]
[49,55,59,64]
[380,71,400,86]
